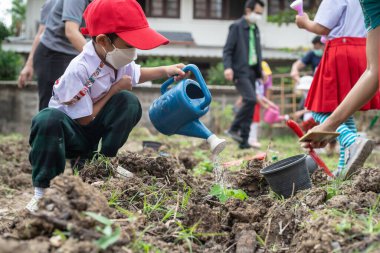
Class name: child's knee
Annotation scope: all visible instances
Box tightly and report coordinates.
[117,91,142,120]
[32,108,66,129]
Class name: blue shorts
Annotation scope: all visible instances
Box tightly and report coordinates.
[360,0,380,31]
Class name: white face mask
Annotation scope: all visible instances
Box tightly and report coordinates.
[103,44,137,69]
[247,13,262,24]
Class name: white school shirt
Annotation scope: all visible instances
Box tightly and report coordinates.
[314,0,366,39]
[49,41,141,119]
[255,80,264,98]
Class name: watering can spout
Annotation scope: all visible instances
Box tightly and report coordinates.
[176,120,227,154]
[290,0,303,15]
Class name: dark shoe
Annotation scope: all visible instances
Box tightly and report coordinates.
[343,137,374,180]
[239,142,251,149]
[225,129,243,143]
[70,158,86,171]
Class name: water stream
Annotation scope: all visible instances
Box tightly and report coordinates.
[212,153,225,186]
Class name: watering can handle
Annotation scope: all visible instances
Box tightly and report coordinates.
[160,64,212,110]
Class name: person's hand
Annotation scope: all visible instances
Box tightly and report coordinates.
[268,101,278,110]
[295,13,310,29]
[235,96,243,107]
[18,64,34,88]
[165,63,188,82]
[290,71,300,84]
[111,75,132,93]
[301,123,337,150]
[293,110,305,120]
[224,68,234,81]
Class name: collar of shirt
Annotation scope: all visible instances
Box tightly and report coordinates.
[82,41,116,80]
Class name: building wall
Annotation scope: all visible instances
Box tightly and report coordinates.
[0,81,239,135]
[24,0,315,49]
[25,0,45,39]
[148,0,314,48]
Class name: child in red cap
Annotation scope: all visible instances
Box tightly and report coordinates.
[26,0,187,212]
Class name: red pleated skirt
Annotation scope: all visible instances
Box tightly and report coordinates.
[252,104,260,122]
[305,37,380,112]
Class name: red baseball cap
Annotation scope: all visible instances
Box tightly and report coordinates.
[81,0,169,50]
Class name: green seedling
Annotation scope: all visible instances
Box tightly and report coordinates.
[326,177,345,200]
[360,195,380,235]
[142,193,169,218]
[161,208,175,222]
[108,190,127,208]
[127,225,163,253]
[128,240,163,253]
[115,206,139,222]
[193,160,213,176]
[91,152,113,170]
[53,229,69,242]
[256,234,265,247]
[193,150,209,161]
[209,184,248,204]
[84,212,121,250]
[174,221,202,253]
[73,167,80,176]
[269,190,286,202]
[335,218,353,234]
[181,185,192,210]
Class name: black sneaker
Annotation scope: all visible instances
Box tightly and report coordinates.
[225,129,243,143]
[239,142,251,149]
[70,158,86,171]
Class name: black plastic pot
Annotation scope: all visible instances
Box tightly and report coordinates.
[305,155,318,175]
[260,154,312,198]
[142,141,162,151]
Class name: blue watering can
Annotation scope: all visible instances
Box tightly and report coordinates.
[149,64,226,154]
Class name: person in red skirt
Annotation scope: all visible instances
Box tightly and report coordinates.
[295,0,380,179]
[248,61,277,148]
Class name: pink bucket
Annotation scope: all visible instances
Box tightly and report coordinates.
[264,107,285,124]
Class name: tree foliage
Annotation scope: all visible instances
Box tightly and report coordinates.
[9,0,26,36]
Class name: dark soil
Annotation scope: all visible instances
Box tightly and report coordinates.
[0,137,379,252]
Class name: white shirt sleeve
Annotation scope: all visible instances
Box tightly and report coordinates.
[52,63,94,119]
[120,61,141,86]
[63,95,93,119]
[314,0,347,30]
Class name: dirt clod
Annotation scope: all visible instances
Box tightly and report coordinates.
[0,137,379,253]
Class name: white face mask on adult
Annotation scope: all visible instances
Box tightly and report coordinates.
[247,13,262,24]
[103,44,137,69]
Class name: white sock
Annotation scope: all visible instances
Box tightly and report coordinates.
[249,123,259,143]
[34,187,45,199]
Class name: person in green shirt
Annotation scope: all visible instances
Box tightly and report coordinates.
[223,0,265,149]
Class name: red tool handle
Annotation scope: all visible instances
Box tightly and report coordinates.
[286,120,335,178]
[286,120,304,138]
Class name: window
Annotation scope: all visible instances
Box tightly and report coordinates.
[267,0,319,15]
[137,0,180,18]
[194,0,245,20]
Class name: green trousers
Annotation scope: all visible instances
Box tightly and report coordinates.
[29,91,142,188]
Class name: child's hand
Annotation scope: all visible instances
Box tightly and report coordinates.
[300,124,334,149]
[268,102,279,110]
[293,110,305,120]
[295,13,310,29]
[165,63,188,82]
[111,75,132,93]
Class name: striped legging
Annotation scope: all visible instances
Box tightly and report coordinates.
[312,112,357,171]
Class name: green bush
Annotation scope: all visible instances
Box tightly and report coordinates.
[139,56,186,84]
[210,101,234,134]
[0,22,10,43]
[207,62,233,86]
[0,48,23,80]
